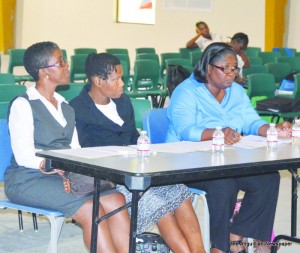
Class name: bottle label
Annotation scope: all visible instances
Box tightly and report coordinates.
[267,134,278,142]
[292,129,300,138]
[137,142,150,151]
[212,137,224,146]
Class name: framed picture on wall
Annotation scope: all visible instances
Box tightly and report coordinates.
[117,0,156,24]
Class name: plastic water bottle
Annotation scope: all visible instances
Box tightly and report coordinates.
[292,119,300,145]
[137,130,150,159]
[212,126,224,153]
[267,123,278,150]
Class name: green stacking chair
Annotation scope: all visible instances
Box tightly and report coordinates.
[277,57,300,72]
[179,47,200,59]
[190,51,203,67]
[120,60,132,91]
[135,48,156,54]
[74,48,97,55]
[136,53,160,66]
[7,49,34,84]
[0,84,26,102]
[165,58,194,73]
[56,83,85,101]
[61,49,68,60]
[248,57,263,65]
[242,65,268,78]
[129,59,168,108]
[0,73,15,84]
[277,73,300,99]
[245,47,262,57]
[265,62,292,87]
[273,47,296,57]
[0,102,9,119]
[69,54,88,83]
[113,53,131,76]
[105,48,129,55]
[258,52,279,65]
[160,53,182,79]
[130,98,152,129]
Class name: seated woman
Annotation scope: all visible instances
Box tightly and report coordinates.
[5,41,130,253]
[227,32,250,85]
[70,52,206,253]
[166,42,291,253]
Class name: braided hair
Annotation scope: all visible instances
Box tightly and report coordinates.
[85,53,121,83]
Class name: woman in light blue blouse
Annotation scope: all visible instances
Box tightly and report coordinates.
[167,42,291,253]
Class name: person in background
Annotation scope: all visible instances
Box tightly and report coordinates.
[227,32,250,84]
[186,21,223,51]
[70,52,206,253]
[166,42,291,253]
[5,41,131,253]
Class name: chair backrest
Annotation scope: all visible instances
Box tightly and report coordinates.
[113,53,131,73]
[131,98,152,129]
[70,54,88,82]
[258,52,279,65]
[56,83,85,101]
[242,65,268,78]
[120,60,131,90]
[277,56,300,72]
[179,47,200,59]
[248,56,263,66]
[0,102,10,119]
[265,62,292,83]
[136,48,156,54]
[142,108,168,144]
[273,47,296,57]
[133,59,160,90]
[165,58,194,73]
[247,73,276,99]
[0,73,15,84]
[61,49,68,60]
[136,53,160,65]
[0,119,12,182]
[7,49,26,73]
[74,48,97,55]
[160,53,182,78]
[106,48,129,55]
[245,47,262,57]
[189,51,203,67]
[0,84,27,102]
[292,73,300,99]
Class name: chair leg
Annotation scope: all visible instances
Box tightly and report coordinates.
[46,216,64,253]
[18,210,23,232]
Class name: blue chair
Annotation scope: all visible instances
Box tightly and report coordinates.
[142,108,210,252]
[0,119,65,253]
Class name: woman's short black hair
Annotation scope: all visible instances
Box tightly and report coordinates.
[23,41,59,81]
[194,42,237,83]
[231,32,249,47]
[195,21,207,27]
[85,53,121,83]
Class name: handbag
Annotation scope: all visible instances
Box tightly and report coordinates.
[136,232,170,253]
[62,172,116,197]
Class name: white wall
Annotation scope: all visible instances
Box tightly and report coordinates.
[286,0,300,51]
[15,0,266,66]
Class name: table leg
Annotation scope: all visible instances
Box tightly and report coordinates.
[90,178,100,253]
[129,191,140,253]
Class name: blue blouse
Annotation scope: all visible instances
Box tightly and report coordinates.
[166,73,267,142]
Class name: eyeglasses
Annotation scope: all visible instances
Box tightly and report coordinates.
[40,59,68,69]
[210,64,240,75]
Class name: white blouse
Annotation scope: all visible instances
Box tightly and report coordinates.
[9,87,80,169]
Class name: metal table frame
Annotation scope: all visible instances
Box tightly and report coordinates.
[37,143,300,253]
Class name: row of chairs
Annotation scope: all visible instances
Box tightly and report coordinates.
[245,46,298,58]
